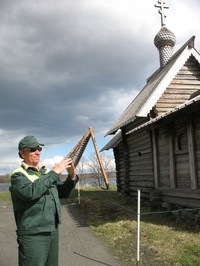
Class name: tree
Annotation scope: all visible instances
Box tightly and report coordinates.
[76,156,89,186]
[87,152,115,187]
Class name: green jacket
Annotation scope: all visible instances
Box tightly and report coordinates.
[10,164,77,235]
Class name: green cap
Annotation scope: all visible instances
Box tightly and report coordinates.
[18,135,45,151]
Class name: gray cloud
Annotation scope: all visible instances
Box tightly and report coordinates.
[0,0,200,173]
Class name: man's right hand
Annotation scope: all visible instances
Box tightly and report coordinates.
[53,158,73,175]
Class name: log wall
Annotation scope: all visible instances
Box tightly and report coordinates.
[126,127,154,199]
[113,141,126,193]
[193,111,200,188]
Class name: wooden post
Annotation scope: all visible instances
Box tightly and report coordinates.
[169,124,176,188]
[152,128,159,188]
[89,127,110,189]
[136,189,141,266]
[187,117,197,189]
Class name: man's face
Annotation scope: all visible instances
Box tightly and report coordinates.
[20,147,42,167]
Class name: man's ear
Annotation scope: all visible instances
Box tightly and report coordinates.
[18,151,24,159]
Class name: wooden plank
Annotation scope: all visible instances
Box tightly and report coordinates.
[152,128,159,188]
[181,65,200,70]
[161,196,200,208]
[158,188,200,207]
[164,89,196,94]
[187,117,198,189]
[156,102,185,108]
[169,84,200,89]
[157,126,171,188]
[170,80,200,85]
[160,188,200,197]
[89,127,110,189]
[159,94,189,99]
[175,75,200,80]
[168,126,176,188]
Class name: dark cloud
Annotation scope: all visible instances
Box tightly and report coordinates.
[0,0,200,173]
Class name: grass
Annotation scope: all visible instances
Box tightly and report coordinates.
[66,187,200,266]
[0,190,11,203]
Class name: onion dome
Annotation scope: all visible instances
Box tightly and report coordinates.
[154,26,176,67]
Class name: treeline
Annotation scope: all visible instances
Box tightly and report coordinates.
[0,172,116,184]
[60,171,116,179]
[0,175,10,183]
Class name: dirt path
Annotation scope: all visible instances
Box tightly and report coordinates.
[0,201,123,266]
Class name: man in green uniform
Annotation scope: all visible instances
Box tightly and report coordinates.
[10,135,78,266]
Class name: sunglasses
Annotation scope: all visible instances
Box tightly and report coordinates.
[28,147,42,152]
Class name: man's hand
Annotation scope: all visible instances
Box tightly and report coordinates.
[66,158,76,180]
[53,158,75,176]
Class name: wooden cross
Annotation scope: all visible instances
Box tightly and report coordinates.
[155,0,169,26]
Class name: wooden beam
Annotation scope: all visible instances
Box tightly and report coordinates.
[65,127,110,189]
[168,125,176,188]
[152,128,159,188]
[65,130,91,162]
[89,127,110,189]
[187,117,198,189]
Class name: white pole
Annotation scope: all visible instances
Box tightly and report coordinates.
[136,189,141,266]
[77,180,81,206]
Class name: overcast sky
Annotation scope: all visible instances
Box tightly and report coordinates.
[1,0,200,174]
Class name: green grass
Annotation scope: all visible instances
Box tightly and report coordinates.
[0,191,11,203]
[176,243,200,266]
[66,187,200,266]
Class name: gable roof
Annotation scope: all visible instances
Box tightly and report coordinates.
[127,93,200,135]
[106,36,200,135]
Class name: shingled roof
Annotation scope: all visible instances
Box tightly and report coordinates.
[106,36,198,136]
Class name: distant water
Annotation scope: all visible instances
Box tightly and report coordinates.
[0,183,10,192]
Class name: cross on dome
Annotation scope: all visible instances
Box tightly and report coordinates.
[155,0,169,26]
